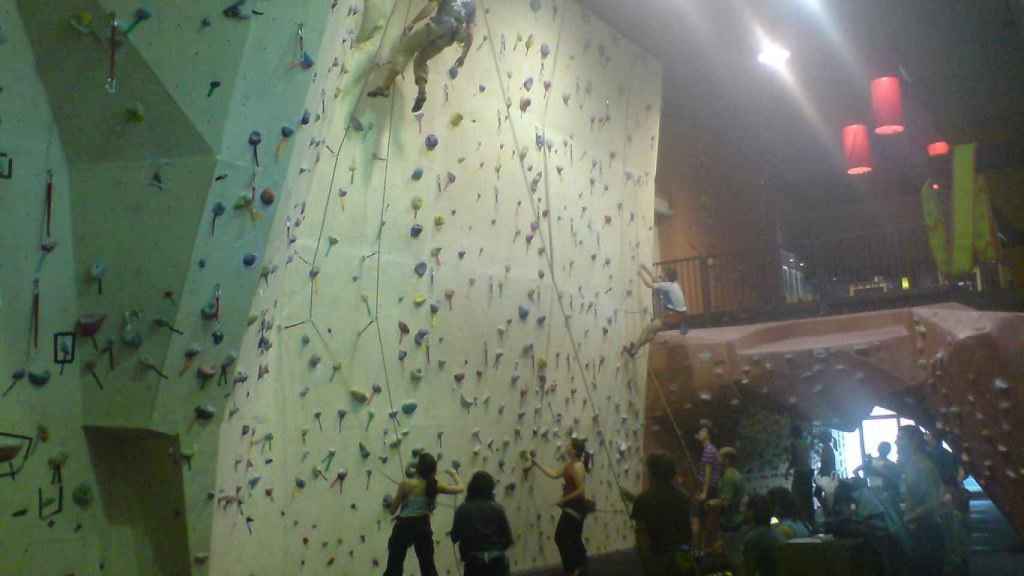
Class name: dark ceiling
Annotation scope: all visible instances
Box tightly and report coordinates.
[584,0,1024,225]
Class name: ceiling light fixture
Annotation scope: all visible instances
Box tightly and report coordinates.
[758,41,791,70]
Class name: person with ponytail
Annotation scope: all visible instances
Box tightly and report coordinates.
[385,452,464,576]
[531,437,593,576]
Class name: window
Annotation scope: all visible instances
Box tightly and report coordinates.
[841,406,919,476]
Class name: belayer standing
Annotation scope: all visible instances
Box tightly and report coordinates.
[368,0,476,113]
[531,438,593,576]
[451,471,514,576]
[384,452,464,576]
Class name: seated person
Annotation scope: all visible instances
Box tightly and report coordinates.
[766,488,812,541]
[743,494,784,576]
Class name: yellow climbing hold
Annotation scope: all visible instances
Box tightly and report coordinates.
[434,215,446,227]
[450,113,464,127]
[413,294,428,306]
[349,389,370,404]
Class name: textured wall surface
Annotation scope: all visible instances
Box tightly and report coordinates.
[647,305,1024,534]
[1,0,661,574]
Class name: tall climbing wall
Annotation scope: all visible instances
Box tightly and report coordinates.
[1,0,661,574]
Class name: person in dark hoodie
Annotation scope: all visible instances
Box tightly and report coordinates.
[451,471,514,576]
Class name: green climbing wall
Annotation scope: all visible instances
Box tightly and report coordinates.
[1,0,661,574]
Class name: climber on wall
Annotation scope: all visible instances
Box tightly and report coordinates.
[368,0,477,113]
[624,264,688,358]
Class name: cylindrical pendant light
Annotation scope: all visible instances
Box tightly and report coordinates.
[927,141,951,157]
[871,76,905,135]
[842,124,873,175]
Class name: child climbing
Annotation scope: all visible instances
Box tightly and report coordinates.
[531,438,594,576]
[451,471,514,576]
[368,0,477,113]
[384,452,464,576]
[624,264,688,357]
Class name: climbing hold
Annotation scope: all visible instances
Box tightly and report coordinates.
[414,262,428,277]
[349,389,370,404]
[195,405,217,420]
[223,0,250,20]
[125,103,146,124]
[248,131,263,167]
[450,113,464,127]
[410,368,424,382]
[359,442,370,459]
[28,370,51,387]
[425,134,439,151]
[524,77,534,92]
[518,305,529,321]
[243,253,257,267]
[414,329,429,346]
[434,215,446,228]
[410,224,424,238]
[260,187,275,206]
[411,196,424,218]
[530,0,542,13]
[541,43,551,59]
[72,482,94,508]
[413,294,428,307]
[401,400,418,415]
[520,97,532,113]
[398,350,408,361]
[412,168,424,181]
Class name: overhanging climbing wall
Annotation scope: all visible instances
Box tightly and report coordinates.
[1,0,661,574]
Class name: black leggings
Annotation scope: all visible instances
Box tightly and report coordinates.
[555,510,588,574]
[384,516,438,576]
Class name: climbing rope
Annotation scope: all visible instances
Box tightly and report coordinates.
[478,0,633,514]
[647,367,700,491]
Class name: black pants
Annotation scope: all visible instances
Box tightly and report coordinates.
[464,557,510,576]
[384,516,438,576]
[555,510,588,573]
[792,469,815,524]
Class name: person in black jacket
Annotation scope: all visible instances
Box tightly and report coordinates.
[451,471,513,576]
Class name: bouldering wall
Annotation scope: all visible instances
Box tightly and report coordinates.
[2,0,661,574]
[647,305,1024,535]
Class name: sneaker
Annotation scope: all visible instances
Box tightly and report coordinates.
[411,90,427,113]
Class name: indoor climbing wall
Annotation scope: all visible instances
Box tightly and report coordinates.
[206,0,661,573]
[2,0,662,574]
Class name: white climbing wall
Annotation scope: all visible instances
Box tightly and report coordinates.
[1,0,660,574]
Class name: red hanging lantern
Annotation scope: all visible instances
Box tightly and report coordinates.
[871,76,905,135]
[927,141,951,157]
[842,124,873,175]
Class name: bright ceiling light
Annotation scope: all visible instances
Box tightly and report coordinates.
[758,42,791,70]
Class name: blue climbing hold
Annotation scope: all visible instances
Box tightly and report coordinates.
[398,350,407,361]
[518,304,529,321]
[410,224,424,238]
[281,125,295,138]
[425,134,439,151]
[243,253,257,267]
[414,261,428,277]
[412,167,424,181]
[414,329,429,346]
[300,109,311,125]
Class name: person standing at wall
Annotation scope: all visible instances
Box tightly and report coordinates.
[624,264,688,358]
[531,438,593,576]
[708,447,745,571]
[451,471,514,576]
[814,432,837,517]
[853,442,900,512]
[691,422,721,556]
[384,452,464,576]
[896,426,946,575]
[786,424,814,527]
[367,0,476,113]
[631,453,695,576]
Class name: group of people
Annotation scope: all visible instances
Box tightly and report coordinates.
[384,438,594,576]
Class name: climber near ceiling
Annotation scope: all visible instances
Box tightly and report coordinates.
[368,0,477,113]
